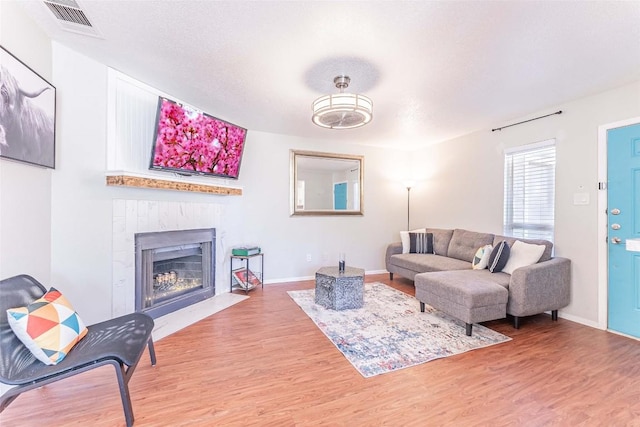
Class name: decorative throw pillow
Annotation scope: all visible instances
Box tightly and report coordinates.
[488,241,510,273]
[471,244,493,270]
[7,287,88,365]
[400,228,426,254]
[501,240,546,275]
[409,232,434,254]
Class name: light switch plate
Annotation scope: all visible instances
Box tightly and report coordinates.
[573,192,590,205]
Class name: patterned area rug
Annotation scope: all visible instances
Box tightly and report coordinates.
[288,282,511,378]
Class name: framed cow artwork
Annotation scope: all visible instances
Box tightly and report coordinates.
[0,45,56,169]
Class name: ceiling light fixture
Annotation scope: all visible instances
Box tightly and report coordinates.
[312,76,373,129]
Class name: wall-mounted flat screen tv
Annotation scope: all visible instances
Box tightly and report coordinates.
[150,97,247,179]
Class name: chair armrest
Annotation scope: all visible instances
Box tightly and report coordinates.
[385,242,403,268]
[508,257,571,317]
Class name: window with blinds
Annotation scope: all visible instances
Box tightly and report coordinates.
[503,139,556,242]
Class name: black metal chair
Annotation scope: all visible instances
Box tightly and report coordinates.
[0,274,156,426]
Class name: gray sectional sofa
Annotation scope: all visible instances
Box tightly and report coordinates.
[385,228,571,333]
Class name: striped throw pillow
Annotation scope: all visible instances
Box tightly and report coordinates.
[488,241,511,273]
[409,232,434,254]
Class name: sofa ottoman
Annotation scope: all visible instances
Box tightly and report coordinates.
[415,271,508,336]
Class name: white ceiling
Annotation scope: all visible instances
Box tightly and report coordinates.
[18,0,640,150]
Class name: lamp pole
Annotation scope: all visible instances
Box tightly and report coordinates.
[406,185,412,230]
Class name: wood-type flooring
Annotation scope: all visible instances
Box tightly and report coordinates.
[1,274,639,426]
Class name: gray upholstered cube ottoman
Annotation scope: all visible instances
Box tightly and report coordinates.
[415,271,508,336]
[315,266,365,310]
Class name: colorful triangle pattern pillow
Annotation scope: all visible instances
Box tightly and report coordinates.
[7,287,88,365]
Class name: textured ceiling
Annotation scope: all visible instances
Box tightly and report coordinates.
[17,0,640,149]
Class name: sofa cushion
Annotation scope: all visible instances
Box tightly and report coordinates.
[472,244,493,270]
[415,271,509,308]
[389,253,471,273]
[488,241,510,273]
[502,240,546,274]
[409,232,434,254]
[493,235,553,262]
[447,229,495,262]
[425,228,454,256]
[440,268,512,288]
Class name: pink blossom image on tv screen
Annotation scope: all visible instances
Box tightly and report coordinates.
[152,99,247,178]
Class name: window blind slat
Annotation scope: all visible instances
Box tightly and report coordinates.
[503,140,556,242]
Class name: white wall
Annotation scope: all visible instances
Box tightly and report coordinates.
[0,2,52,282]
[235,131,409,280]
[49,44,409,324]
[0,1,53,398]
[410,81,640,326]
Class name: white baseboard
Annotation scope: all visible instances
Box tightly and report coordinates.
[264,276,314,284]
[556,311,603,330]
[264,269,390,286]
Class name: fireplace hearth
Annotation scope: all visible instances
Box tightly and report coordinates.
[135,228,215,318]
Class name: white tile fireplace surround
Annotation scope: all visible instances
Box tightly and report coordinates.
[112,199,224,320]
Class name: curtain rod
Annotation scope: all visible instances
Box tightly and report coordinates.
[492,110,563,132]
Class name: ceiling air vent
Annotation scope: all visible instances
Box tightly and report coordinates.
[42,0,103,38]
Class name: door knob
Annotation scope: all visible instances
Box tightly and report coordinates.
[611,237,622,244]
[611,208,621,215]
[611,223,621,230]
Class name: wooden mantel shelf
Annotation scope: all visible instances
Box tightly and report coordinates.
[105,172,242,196]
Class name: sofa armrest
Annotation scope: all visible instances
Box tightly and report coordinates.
[507,257,571,317]
[385,242,403,269]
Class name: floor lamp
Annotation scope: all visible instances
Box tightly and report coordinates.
[404,181,415,230]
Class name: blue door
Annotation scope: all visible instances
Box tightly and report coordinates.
[608,123,640,337]
[334,182,347,210]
